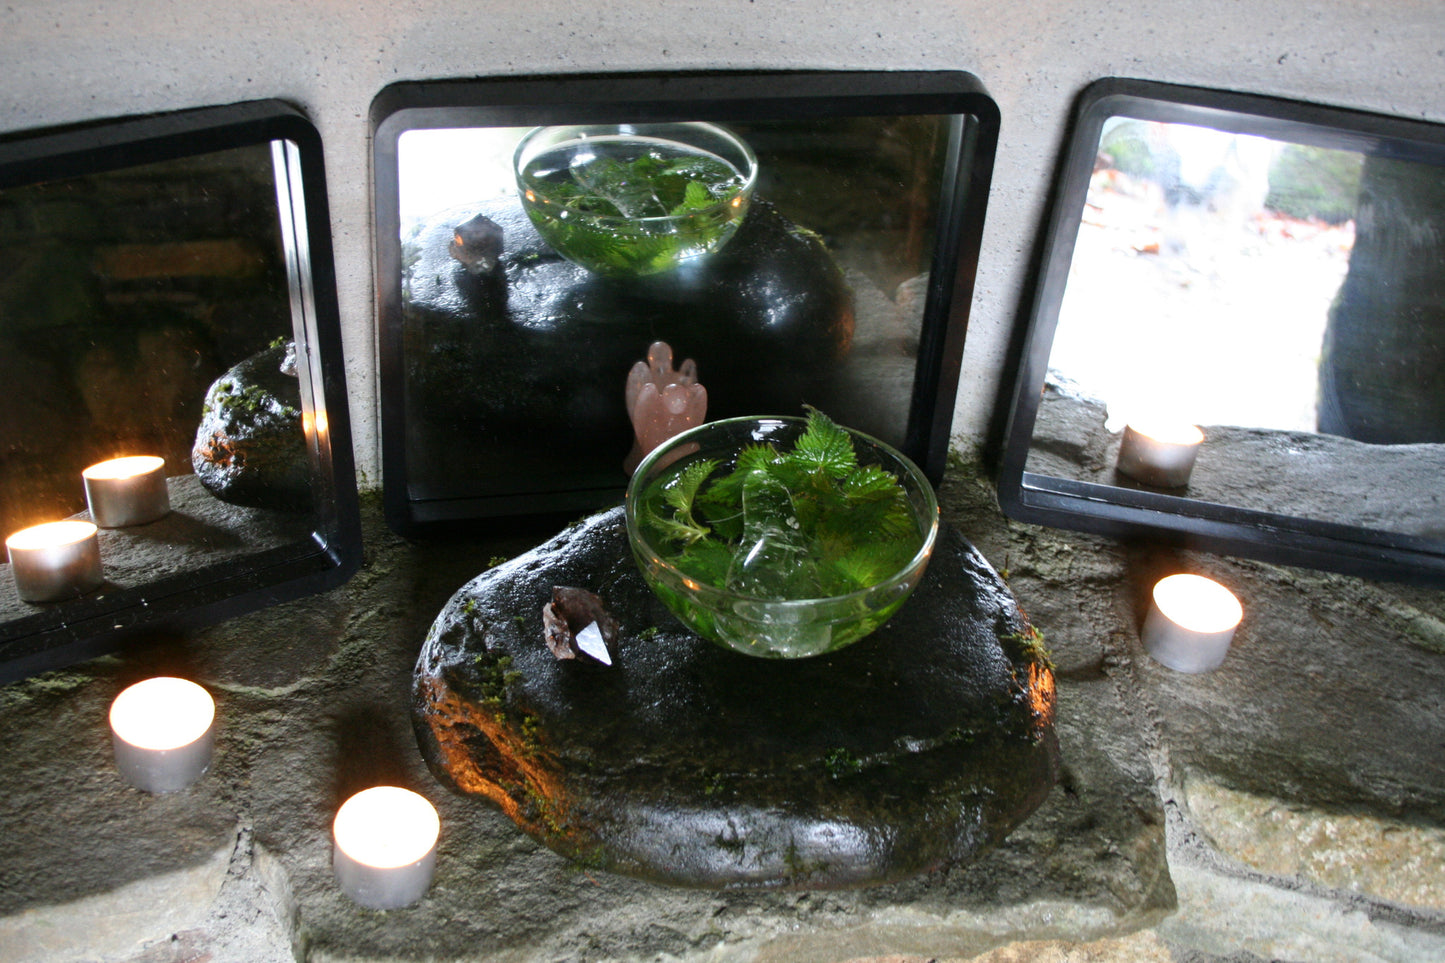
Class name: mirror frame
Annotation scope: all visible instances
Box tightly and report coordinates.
[0,100,361,680]
[371,70,999,536]
[996,77,1445,585]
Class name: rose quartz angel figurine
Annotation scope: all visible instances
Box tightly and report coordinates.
[624,341,707,475]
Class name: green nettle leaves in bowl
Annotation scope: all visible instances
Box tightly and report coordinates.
[515,122,757,278]
[625,411,940,659]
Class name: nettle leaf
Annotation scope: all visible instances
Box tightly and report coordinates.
[651,512,711,547]
[825,541,917,593]
[650,458,717,545]
[663,459,717,513]
[788,408,856,480]
[736,443,781,474]
[637,409,924,599]
[574,157,668,218]
[695,443,777,541]
[840,465,915,538]
[670,179,715,217]
[675,537,735,586]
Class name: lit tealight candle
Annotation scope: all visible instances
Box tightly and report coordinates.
[109,677,216,793]
[333,786,440,910]
[1116,421,1205,488]
[83,455,171,528]
[1142,573,1243,673]
[5,520,104,602]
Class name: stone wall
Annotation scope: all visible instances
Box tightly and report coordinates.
[1,468,1442,961]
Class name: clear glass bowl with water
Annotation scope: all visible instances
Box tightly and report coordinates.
[514,122,757,278]
[625,416,940,659]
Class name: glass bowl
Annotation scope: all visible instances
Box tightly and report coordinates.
[514,122,757,278]
[625,415,939,659]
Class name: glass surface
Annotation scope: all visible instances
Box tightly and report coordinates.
[0,103,358,673]
[1000,79,1445,581]
[625,415,938,659]
[1030,118,1445,540]
[395,115,951,506]
[0,144,295,536]
[369,64,1007,535]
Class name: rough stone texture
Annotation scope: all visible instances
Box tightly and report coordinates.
[1,459,1443,960]
[3,843,232,961]
[413,506,1059,889]
[1182,777,1445,914]
[1124,547,1445,825]
[1025,383,1445,540]
[192,342,313,512]
[0,473,317,632]
[1157,859,1445,963]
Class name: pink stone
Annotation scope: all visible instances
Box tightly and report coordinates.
[624,342,707,474]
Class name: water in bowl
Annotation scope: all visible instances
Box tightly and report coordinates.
[518,133,751,277]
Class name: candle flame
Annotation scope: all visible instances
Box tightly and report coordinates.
[1153,574,1242,634]
[6,520,98,551]
[109,677,215,751]
[1128,421,1204,446]
[334,787,441,869]
[83,455,165,480]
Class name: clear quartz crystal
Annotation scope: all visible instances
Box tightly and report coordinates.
[574,621,611,665]
[724,473,819,600]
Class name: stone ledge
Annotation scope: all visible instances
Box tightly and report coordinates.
[2,460,1441,961]
[1182,776,1445,915]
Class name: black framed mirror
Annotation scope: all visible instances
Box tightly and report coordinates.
[372,70,998,535]
[0,100,360,680]
[997,78,1445,583]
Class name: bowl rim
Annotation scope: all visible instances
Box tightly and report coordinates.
[513,121,759,228]
[624,415,940,614]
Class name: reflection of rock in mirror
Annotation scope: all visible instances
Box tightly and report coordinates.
[0,143,292,537]
[192,340,313,512]
[0,100,359,679]
[998,78,1445,581]
[373,73,999,532]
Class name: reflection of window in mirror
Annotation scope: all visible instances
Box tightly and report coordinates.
[1033,115,1445,538]
[1004,79,1445,571]
[1051,119,1364,434]
[1049,116,1445,451]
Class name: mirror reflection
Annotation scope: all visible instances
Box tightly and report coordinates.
[386,108,971,525]
[0,109,350,652]
[1026,112,1445,543]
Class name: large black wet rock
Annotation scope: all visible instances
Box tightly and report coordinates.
[400,196,855,504]
[413,505,1059,889]
[191,342,311,511]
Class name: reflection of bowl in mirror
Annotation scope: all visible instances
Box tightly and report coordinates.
[625,415,939,659]
[514,122,757,278]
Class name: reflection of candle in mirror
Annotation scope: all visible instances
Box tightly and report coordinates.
[109,677,216,793]
[333,786,440,910]
[83,455,170,528]
[5,520,104,602]
[1116,421,1204,488]
[1142,573,1243,672]
[304,409,328,440]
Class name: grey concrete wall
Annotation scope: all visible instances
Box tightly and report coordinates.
[2,0,1442,483]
